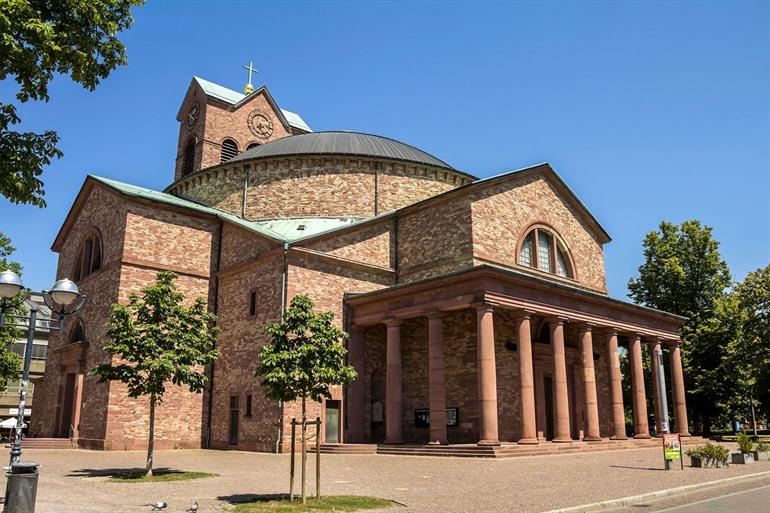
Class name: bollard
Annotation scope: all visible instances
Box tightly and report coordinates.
[4,462,39,513]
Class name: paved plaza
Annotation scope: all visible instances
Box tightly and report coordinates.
[3,445,769,513]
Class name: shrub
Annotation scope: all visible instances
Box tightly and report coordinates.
[685,442,730,466]
[736,432,754,453]
[756,441,769,452]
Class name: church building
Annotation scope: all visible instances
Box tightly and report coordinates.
[31,75,690,452]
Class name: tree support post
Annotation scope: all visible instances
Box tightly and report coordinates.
[315,416,321,499]
[289,419,296,502]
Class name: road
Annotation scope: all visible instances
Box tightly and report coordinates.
[605,474,770,512]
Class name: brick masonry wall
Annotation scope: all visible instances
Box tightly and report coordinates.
[171,156,467,221]
[302,219,394,269]
[31,186,127,444]
[211,252,283,452]
[397,196,474,283]
[220,223,278,271]
[470,174,608,293]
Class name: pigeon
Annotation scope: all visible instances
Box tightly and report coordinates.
[186,502,199,512]
[148,503,168,511]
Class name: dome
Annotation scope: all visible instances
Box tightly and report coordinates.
[229,131,454,170]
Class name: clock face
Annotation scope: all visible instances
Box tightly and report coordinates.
[186,102,200,130]
[247,110,274,139]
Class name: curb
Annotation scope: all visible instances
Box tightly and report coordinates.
[542,470,770,513]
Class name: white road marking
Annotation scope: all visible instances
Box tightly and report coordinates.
[649,484,770,512]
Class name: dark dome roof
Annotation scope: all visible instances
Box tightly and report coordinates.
[229,131,454,169]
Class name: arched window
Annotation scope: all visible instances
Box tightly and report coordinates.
[73,232,102,281]
[68,319,86,344]
[246,142,260,151]
[181,137,196,176]
[220,138,238,163]
[518,226,573,278]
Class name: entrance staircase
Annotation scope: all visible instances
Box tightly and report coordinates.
[321,436,707,459]
[6,438,77,450]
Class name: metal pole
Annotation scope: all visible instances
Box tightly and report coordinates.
[315,416,321,499]
[655,346,672,470]
[289,420,296,502]
[10,307,36,467]
[750,398,758,438]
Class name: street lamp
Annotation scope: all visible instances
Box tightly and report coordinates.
[0,270,85,466]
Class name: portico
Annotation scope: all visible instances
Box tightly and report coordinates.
[345,265,689,446]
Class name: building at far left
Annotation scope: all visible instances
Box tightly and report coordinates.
[0,292,50,434]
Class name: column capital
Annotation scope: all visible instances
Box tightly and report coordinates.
[625,331,642,342]
[667,339,683,349]
[595,325,620,337]
[513,308,536,321]
[426,310,446,320]
[574,321,594,333]
[383,317,403,328]
[545,315,569,326]
[644,335,662,347]
[472,302,495,314]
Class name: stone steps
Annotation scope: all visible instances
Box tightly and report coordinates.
[8,438,77,450]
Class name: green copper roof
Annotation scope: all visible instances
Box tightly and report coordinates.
[88,175,287,242]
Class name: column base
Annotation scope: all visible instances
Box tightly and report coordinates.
[610,435,628,441]
[427,440,448,445]
[552,437,573,443]
[477,439,501,446]
[677,432,692,437]
[384,439,403,445]
[634,433,652,439]
[582,436,602,442]
[517,438,539,445]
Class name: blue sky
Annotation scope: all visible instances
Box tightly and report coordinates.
[1,0,768,297]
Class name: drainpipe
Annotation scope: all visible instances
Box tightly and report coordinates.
[275,241,289,453]
[205,220,224,448]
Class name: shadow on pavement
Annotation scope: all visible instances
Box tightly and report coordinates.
[609,465,666,472]
[217,493,290,505]
[66,467,179,478]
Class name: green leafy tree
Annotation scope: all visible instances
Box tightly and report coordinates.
[89,272,219,476]
[256,295,356,504]
[0,0,144,207]
[628,220,732,435]
[728,266,770,424]
[0,231,24,391]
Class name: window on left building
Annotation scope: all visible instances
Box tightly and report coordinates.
[74,232,102,281]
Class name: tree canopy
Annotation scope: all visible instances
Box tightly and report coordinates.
[0,0,144,207]
[89,271,219,475]
[0,231,24,392]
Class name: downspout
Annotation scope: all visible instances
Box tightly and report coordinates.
[275,241,289,453]
[205,219,224,448]
[374,162,380,216]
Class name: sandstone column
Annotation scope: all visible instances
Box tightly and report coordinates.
[550,317,572,442]
[347,325,366,443]
[384,318,403,444]
[578,324,601,441]
[629,333,650,439]
[427,312,448,445]
[475,303,500,446]
[647,337,665,436]
[605,329,627,440]
[515,311,538,444]
[669,341,690,436]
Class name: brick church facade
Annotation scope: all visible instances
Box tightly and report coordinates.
[31,77,690,451]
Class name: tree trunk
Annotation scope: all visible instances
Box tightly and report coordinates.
[301,397,307,505]
[145,395,155,477]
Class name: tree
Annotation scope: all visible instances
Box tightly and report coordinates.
[0,0,144,207]
[255,295,356,505]
[728,266,770,424]
[628,220,732,435]
[0,231,24,391]
[89,272,219,476]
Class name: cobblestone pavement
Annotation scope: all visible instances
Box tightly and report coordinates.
[2,445,768,513]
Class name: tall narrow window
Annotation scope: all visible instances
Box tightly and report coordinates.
[519,231,534,267]
[220,138,238,163]
[537,231,552,273]
[245,394,253,417]
[518,226,573,279]
[249,291,257,316]
[74,232,102,281]
[182,138,196,176]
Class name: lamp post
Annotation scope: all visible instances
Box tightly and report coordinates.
[0,270,85,466]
